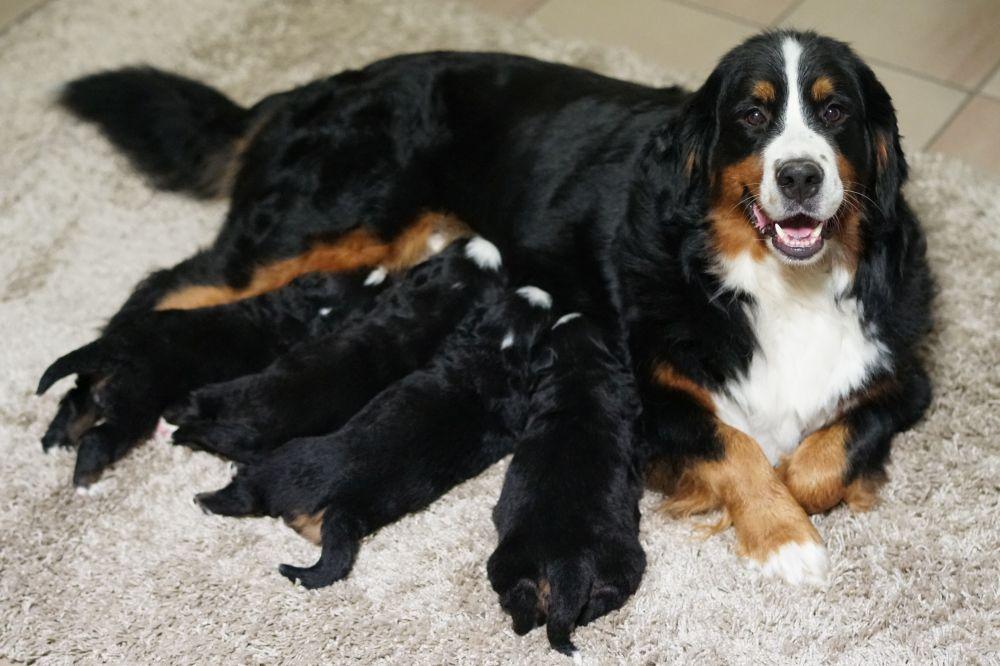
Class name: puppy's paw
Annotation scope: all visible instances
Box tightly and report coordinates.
[749,540,830,586]
[487,536,644,653]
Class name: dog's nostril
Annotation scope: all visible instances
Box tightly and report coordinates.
[776,159,823,203]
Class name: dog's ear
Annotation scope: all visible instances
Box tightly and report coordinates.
[858,63,907,221]
[649,71,722,206]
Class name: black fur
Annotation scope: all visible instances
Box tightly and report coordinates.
[39,29,933,649]
[195,288,551,588]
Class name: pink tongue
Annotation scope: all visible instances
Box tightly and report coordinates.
[782,225,815,239]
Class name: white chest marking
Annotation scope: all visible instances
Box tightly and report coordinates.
[710,253,888,465]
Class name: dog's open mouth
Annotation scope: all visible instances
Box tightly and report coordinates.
[752,205,829,261]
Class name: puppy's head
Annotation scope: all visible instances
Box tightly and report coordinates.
[677,30,905,267]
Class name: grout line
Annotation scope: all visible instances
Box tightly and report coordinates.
[771,0,805,26]
[971,57,1000,97]
[922,92,974,150]
[859,55,973,94]
[664,0,765,28]
[0,0,53,38]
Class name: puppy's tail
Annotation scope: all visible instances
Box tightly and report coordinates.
[59,67,268,198]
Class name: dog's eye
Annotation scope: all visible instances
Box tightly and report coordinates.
[743,108,768,127]
[822,103,846,125]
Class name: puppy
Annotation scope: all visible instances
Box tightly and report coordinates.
[488,314,646,654]
[37,269,381,486]
[169,236,505,461]
[194,285,553,589]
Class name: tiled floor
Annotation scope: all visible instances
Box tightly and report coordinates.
[3,0,998,178]
[473,0,1000,179]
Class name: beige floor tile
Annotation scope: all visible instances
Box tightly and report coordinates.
[981,68,1000,100]
[463,0,547,20]
[871,65,966,152]
[929,95,1000,178]
[783,0,1000,90]
[0,0,46,31]
[680,0,797,26]
[532,0,755,76]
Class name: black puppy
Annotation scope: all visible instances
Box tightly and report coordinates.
[488,314,646,654]
[36,269,381,486]
[169,236,505,461]
[194,286,553,589]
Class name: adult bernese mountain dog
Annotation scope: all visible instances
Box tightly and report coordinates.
[37,29,932,651]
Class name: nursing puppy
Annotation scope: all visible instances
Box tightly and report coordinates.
[194,285,554,589]
[37,269,382,486]
[170,237,504,461]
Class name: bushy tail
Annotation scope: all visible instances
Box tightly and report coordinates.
[59,67,253,198]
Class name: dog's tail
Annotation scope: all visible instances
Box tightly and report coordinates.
[59,67,267,198]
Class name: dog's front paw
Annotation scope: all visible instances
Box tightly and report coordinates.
[749,539,829,586]
[736,508,829,586]
[167,378,269,461]
[487,534,644,654]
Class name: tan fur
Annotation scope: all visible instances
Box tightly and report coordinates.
[810,76,834,102]
[652,364,715,413]
[285,510,326,545]
[665,423,820,563]
[752,80,776,103]
[708,155,767,261]
[778,423,851,515]
[154,212,471,310]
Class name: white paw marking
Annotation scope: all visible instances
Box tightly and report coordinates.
[74,479,111,497]
[552,312,582,328]
[155,418,178,438]
[516,285,552,309]
[318,307,332,316]
[364,266,387,286]
[753,541,830,586]
[426,232,448,254]
[500,331,515,350]
[464,237,502,271]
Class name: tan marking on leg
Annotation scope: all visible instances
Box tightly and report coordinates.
[810,76,834,102]
[709,155,767,261]
[752,80,776,104]
[778,423,850,515]
[652,364,715,413]
[536,578,551,616]
[285,509,326,545]
[154,212,472,310]
[844,474,885,512]
[672,424,820,563]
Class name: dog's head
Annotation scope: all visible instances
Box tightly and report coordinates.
[675,30,905,267]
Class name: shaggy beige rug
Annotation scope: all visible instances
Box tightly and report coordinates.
[1,0,998,663]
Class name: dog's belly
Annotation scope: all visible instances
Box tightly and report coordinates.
[711,255,888,465]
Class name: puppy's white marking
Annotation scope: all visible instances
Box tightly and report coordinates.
[500,331,515,350]
[426,232,448,254]
[516,286,552,310]
[155,417,178,438]
[464,237,502,271]
[318,307,332,317]
[712,253,888,465]
[752,541,830,586]
[758,37,843,222]
[552,312,582,328]
[364,267,387,286]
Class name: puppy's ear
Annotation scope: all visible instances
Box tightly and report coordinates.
[859,63,907,220]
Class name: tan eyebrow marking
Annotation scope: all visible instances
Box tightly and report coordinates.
[811,76,834,102]
[752,80,776,103]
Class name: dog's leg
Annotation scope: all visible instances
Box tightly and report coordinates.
[778,361,931,514]
[488,315,646,655]
[277,511,363,589]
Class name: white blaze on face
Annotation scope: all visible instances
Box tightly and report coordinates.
[758,37,843,221]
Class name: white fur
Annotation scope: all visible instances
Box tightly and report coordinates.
[516,286,552,309]
[426,232,448,254]
[318,306,332,316]
[464,237,502,271]
[364,266,387,286]
[759,38,843,224]
[552,312,582,328]
[752,541,830,586]
[500,331,515,350]
[711,253,888,465]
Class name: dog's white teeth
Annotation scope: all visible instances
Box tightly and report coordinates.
[810,224,824,240]
[775,224,789,242]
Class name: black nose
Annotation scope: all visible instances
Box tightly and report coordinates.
[776,159,823,203]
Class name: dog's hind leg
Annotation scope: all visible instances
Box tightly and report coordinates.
[277,510,362,590]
